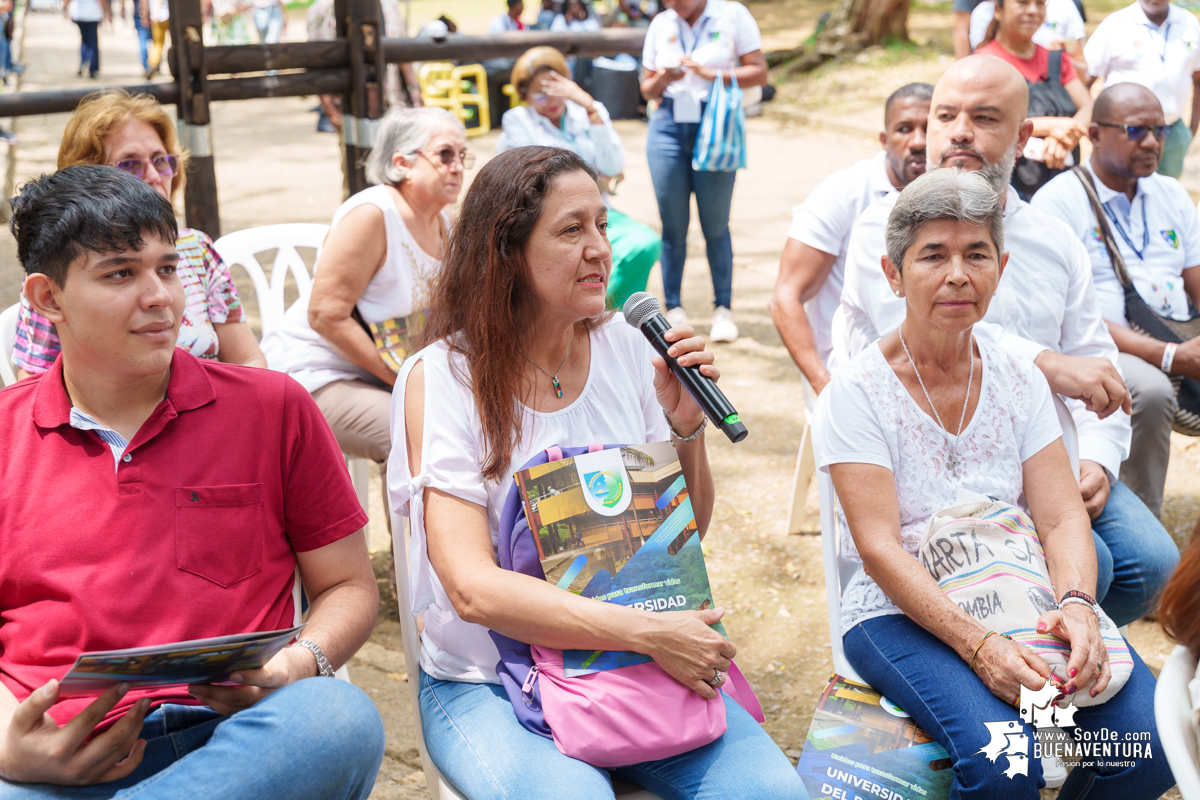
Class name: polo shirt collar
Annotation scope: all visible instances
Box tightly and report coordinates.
[32,349,216,435]
[1130,2,1180,31]
[680,0,722,29]
[868,151,897,196]
[1086,158,1151,212]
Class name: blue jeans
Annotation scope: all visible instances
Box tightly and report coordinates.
[253,4,283,45]
[132,12,150,72]
[1158,118,1192,178]
[75,21,99,75]
[419,670,807,800]
[1090,480,1180,627]
[0,679,385,798]
[844,615,1174,800]
[646,99,737,310]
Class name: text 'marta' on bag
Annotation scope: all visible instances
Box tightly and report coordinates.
[794,675,952,800]
[513,441,725,676]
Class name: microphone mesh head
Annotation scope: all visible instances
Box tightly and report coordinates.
[623,292,661,329]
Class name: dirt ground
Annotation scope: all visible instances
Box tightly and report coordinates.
[0,3,1191,799]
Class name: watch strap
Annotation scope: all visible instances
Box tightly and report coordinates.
[293,638,336,678]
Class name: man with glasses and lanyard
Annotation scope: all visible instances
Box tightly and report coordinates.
[1032,82,1200,520]
[1082,0,1200,177]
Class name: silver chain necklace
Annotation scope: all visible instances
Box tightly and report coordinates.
[522,336,573,400]
[898,326,974,478]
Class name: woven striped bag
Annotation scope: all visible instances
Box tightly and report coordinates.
[916,494,1131,706]
[691,70,746,173]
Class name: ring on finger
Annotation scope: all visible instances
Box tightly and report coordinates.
[708,670,725,687]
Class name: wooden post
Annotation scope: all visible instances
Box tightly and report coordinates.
[338,0,387,198]
[168,0,220,238]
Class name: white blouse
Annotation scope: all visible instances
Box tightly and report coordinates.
[813,337,1063,635]
[387,316,672,683]
[496,101,626,179]
[262,185,448,394]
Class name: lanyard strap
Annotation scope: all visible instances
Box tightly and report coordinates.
[676,14,710,56]
[1147,19,1172,62]
[1103,193,1150,261]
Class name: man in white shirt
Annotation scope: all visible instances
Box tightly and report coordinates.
[839,55,1178,628]
[1032,83,1200,519]
[1083,0,1200,177]
[489,0,528,32]
[770,82,931,394]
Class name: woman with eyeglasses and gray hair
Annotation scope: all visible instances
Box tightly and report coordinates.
[813,169,1170,799]
[263,105,469,465]
[12,89,265,379]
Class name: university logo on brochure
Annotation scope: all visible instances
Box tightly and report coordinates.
[574,448,633,517]
[1161,229,1180,249]
[979,680,1152,779]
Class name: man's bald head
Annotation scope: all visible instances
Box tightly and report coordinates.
[926,55,1034,192]
[1092,82,1163,124]
[934,55,1029,120]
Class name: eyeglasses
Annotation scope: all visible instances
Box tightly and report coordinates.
[113,154,179,180]
[420,148,476,169]
[1096,122,1172,143]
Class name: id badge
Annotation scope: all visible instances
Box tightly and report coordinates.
[672,91,701,124]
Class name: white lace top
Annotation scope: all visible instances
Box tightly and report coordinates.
[814,337,1063,635]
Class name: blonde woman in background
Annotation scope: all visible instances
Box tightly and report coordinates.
[12,90,264,379]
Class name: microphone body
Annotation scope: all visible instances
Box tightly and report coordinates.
[624,294,748,443]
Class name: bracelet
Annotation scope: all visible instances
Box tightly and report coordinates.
[664,410,707,442]
[969,630,1012,670]
[1061,589,1098,606]
[1162,342,1177,374]
[1058,597,1102,619]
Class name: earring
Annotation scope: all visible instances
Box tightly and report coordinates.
[895,290,903,297]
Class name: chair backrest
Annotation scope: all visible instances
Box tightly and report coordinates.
[1156,644,1200,800]
[811,387,1080,689]
[211,224,327,338]
[390,509,468,800]
[0,302,19,388]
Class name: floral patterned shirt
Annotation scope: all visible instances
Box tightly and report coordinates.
[13,228,245,374]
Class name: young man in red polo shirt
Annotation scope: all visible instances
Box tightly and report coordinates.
[0,166,385,797]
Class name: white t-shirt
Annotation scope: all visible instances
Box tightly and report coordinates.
[1031,160,1200,324]
[387,317,673,683]
[814,337,1063,635]
[839,185,1131,478]
[642,0,762,102]
[261,185,448,394]
[787,151,896,365]
[969,0,1085,50]
[496,100,625,179]
[1084,2,1200,125]
[68,0,104,21]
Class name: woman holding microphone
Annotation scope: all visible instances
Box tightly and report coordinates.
[388,146,804,799]
[640,0,767,343]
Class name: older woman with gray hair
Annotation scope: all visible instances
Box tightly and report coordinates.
[263,105,469,464]
[813,169,1169,799]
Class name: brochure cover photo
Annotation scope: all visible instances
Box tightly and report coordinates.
[795,675,952,800]
[513,441,724,676]
[57,626,306,696]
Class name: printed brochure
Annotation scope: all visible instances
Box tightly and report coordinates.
[795,675,952,800]
[57,626,306,696]
[513,441,724,676]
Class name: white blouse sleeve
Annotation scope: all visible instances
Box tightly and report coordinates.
[814,366,894,473]
[1017,359,1065,463]
[586,102,626,178]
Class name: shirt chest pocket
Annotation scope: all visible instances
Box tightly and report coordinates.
[176,484,265,587]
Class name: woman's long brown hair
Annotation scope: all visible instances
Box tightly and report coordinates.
[419,146,606,481]
[1160,525,1200,657]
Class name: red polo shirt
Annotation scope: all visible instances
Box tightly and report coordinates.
[0,351,368,727]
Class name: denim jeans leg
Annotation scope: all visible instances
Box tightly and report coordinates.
[112,679,384,799]
[419,671,615,799]
[691,170,737,308]
[646,108,695,310]
[844,615,1045,800]
[1090,481,1180,626]
[614,693,808,800]
[133,14,150,72]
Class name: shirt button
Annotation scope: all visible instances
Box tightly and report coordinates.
[122,453,132,463]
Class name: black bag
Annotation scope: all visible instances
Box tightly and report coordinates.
[1072,165,1200,435]
[1012,50,1079,200]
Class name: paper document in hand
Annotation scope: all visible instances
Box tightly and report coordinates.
[57,626,306,697]
[513,441,723,676]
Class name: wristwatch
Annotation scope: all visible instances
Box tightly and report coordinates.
[292,638,336,678]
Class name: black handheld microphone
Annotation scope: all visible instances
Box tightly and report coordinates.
[623,292,748,443]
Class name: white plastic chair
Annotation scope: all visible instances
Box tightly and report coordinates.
[783,374,817,535]
[389,508,662,799]
[1156,644,1200,800]
[0,302,19,388]
[811,387,1080,687]
[211,223,327,338]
